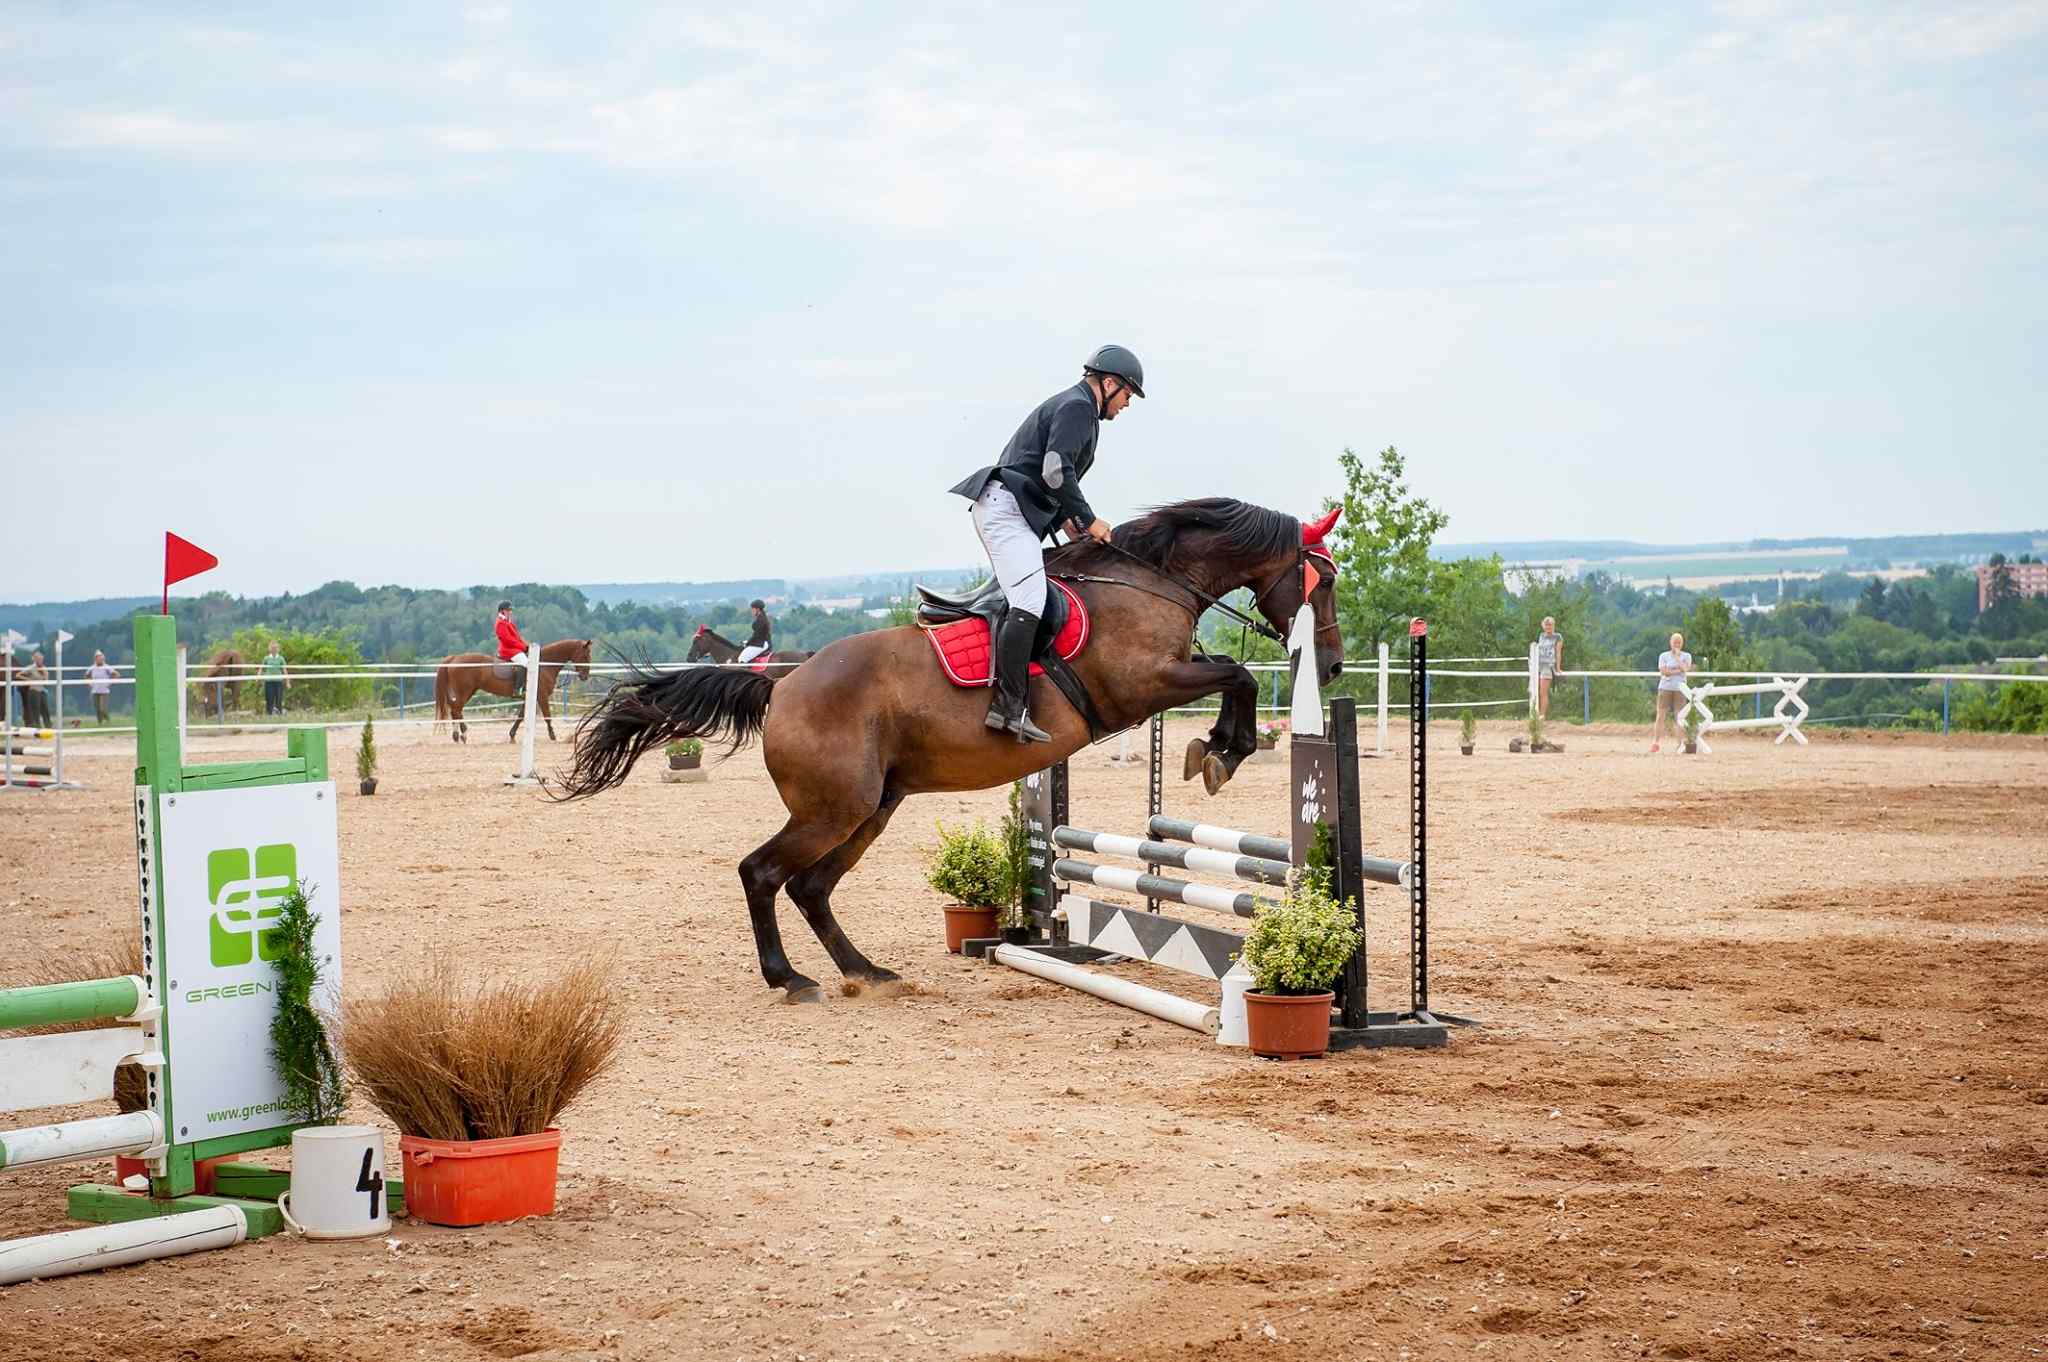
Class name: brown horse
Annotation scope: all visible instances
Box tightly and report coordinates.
[435,639,593,743]
[558,499,1345,1003]
[684,626,813,671]
[198,649,243,718]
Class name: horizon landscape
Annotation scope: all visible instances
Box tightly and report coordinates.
[5,526,2042,625]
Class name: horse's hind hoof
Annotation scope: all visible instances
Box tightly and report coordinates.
[1183,738,1210,782]
[783,985,828,1006]
[1201,754,1229,796]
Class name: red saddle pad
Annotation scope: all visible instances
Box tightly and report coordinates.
[922,580,1089,688]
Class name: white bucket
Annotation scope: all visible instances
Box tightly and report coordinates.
[1217,965,1253,1047]
[277,1125,391,1239]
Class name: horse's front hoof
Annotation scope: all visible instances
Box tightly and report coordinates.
[1182,738,1210,782]
[783,984,828,1006]
[1201,753,1229,796]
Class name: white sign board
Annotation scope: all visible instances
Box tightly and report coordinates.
[158,782,342,1144]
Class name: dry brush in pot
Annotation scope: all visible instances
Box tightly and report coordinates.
[340,954,623,1142]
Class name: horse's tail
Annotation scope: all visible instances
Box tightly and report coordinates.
[433,664,449,725]
[554,666,775,801]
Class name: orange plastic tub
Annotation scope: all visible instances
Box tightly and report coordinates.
[397,1128,562,1226]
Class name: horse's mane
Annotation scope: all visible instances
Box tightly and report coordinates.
[1048,498,1300,577]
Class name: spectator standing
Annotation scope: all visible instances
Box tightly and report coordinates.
[87,651,117,724]
[1651,631,1692,753]
[1533,617,1563,719]
[260,640,289,716]
[19,650,51,730]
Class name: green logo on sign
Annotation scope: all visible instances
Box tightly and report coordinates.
[207,844,296,967]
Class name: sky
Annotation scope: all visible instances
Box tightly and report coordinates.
[4,1,2045,603]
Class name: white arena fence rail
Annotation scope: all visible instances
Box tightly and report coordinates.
[13,652,2044,752]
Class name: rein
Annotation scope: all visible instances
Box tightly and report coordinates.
[1057,536,1291,645]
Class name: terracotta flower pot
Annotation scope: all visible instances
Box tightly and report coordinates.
[399,1129,562,1226]
[942,904,999,953]
[668,752,701,770]
[1244,990,1336,1060]
[1459,744,1474,756]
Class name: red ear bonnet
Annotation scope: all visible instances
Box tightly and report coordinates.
[1303,506,1341,565]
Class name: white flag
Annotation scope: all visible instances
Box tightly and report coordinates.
[56,630,74,646]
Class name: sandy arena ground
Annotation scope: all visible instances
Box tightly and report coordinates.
[3,713,2046,1362]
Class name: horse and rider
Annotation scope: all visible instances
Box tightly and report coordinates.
[434,601,592,743]
[561,343,1350,1005]
[686,600,813,670]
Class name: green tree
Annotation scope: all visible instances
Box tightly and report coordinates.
[1679,596,1753,676]
[1326,446,1448,654]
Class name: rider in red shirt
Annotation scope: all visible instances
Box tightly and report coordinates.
[495,600,530,693]
[494,601,529,660]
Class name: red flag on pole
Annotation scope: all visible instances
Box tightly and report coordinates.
[164,533,220,613]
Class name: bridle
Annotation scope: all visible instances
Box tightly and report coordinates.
[1250,548,1344,648]
[1060,534,1339,649]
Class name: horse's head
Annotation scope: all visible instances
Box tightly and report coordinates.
[573,639,592,680]
[1105,498,1346,685]
[1237,505,1343,685]
[685,625,709,663]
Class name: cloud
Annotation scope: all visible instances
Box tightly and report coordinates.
[61,110,243,150]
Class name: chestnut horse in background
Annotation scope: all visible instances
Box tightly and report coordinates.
[559,499,1345,1004]
[196,649,244,719]
[435,639,593,743]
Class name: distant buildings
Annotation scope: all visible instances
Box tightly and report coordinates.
[1977,561,2048,611]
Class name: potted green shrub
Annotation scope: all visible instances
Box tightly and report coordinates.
[1459,710,1477,756]
[666,737,703,771]
[1684,709,1701,755]
[356,714,378,795]
[927,820,1010,953]
[1238,871,1363,1060]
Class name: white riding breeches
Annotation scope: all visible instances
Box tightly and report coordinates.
[971,481,1047,618]
[737,645,767,663]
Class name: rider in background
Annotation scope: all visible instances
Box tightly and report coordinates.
[495,600,530,695]
[737,600,773,664]
[948,344,1143,743]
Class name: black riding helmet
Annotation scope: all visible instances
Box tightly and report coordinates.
[1083,344,1145,398]
[750,599,766,610]
[496,599,512,612]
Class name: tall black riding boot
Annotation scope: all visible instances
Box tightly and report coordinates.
[988,609,1052,743]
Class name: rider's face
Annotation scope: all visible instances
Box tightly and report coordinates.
[1102,380,1137,421]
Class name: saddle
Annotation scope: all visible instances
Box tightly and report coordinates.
[491,660,520,682]
[916,579,1108,739]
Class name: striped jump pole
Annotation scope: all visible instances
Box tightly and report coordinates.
[1147,815,1290,864]
[1055,826,1291,887]
[1054,857,1279,920]
[1145,817,1411,888]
